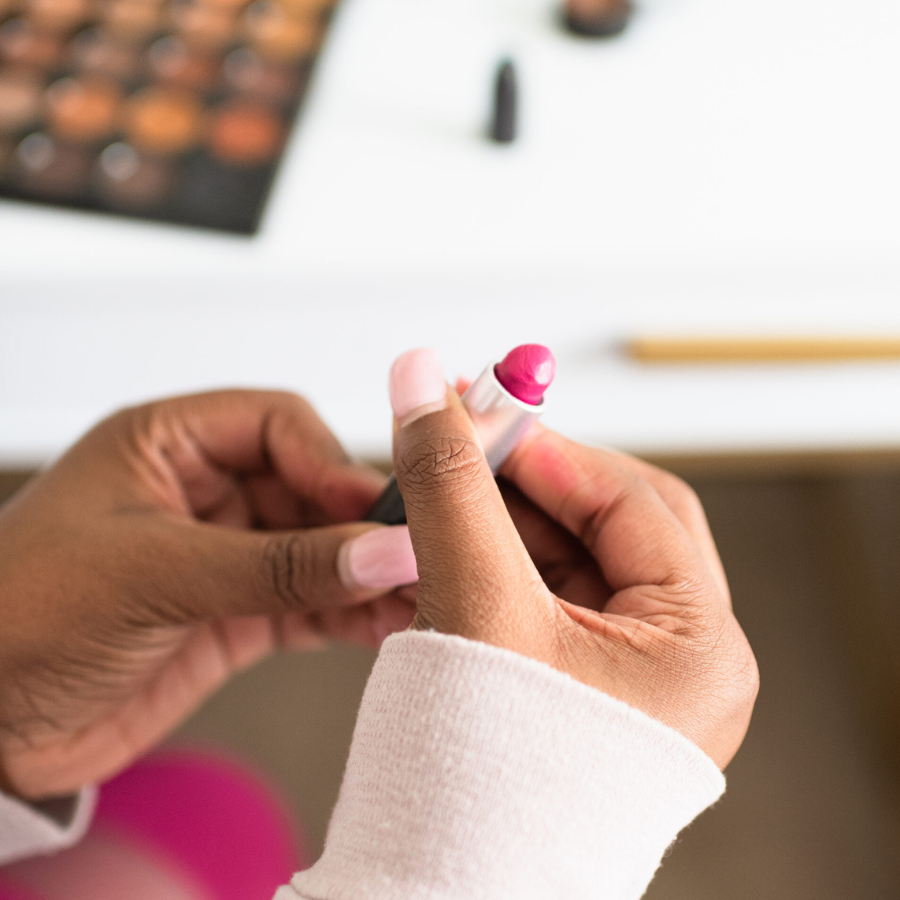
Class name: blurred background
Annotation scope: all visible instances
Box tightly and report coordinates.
[2,0,899,895]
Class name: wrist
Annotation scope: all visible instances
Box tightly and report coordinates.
[289,630,725,900]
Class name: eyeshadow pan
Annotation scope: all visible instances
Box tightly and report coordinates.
[14,131,90,196]
[208,98,282,165]
[0,18,64,67]
[102,0,163,38]
[95,140,174,207]
[16,130,55,170]
[69,27,141,77]
[45,76,120,141]
[223,46,298,102]
[147,35,216,88]
[252,17,316,61]
[244,1,317,61]
[169,0,236,49]
[26,0,93,32]
[0,70,43,134]
[124,86,202,154]
[243,0,285,34]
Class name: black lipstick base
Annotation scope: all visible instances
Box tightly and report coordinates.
[364,476,408,525]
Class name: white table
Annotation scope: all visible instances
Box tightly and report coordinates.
[2,0,899,467]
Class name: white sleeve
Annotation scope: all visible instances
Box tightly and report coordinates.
[0,787,96,865]
[277,630,725,900]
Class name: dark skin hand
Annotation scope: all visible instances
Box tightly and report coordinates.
[394,363,758,770]
[0,368,758,802]
[0,390,416,801]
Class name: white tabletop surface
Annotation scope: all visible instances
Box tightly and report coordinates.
[2,0,899,466]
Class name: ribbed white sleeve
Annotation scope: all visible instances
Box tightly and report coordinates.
[0,787,96,865]
[278,631,725,900]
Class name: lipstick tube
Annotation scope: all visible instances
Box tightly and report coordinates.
[365,361,548,526]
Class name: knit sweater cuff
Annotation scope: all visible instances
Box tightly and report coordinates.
[0,787,96,865]
[282,630,725,900]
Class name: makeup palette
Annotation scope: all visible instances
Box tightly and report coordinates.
[0,0,337,232]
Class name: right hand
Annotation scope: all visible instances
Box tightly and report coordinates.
[0,390,417,800]
[388,349,758,769]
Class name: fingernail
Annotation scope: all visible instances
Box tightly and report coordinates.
[339,526,419,590]
[389,348,446,427]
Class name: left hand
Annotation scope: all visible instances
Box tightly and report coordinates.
[0,390,417,800]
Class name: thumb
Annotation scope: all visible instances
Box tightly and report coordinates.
[122,516,418,622]
[389,349,548,644]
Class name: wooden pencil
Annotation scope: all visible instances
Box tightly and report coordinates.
[626,337,900,364]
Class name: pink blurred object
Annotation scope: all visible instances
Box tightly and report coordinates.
[93,749,305,900]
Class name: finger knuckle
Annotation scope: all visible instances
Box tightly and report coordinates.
[272,390,314,418]
[262,534,319,612]
[694,618,760,703]
[88,402,151,448]
[397,436,487,495]
[659,471,703,513]
[579,470,642,550]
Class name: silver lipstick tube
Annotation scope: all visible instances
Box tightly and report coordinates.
[462,361,545,473]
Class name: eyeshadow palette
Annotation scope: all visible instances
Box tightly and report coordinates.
[0,0,336,232]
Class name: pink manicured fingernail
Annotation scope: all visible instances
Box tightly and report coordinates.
[389,348,446,426]
[340,526,418,590]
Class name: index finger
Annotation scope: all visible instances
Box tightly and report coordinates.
[502,426,726,607]
[594,449,730,603]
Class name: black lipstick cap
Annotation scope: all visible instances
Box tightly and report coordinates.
[490,58,518,143]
